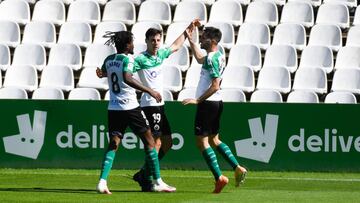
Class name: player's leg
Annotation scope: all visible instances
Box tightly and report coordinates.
[97,110,126,194]
[130,107,176,192]
[210,101,247,187]
[209,134,247,187]
[195,101,228,193]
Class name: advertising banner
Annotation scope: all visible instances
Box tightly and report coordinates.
[0,100,359,172]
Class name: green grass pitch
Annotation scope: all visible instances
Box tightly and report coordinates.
[0,169,360,202]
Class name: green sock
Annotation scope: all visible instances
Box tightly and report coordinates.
[99,150,116,180]
[145,148,161,180]
[202,147,222,180]
[216,142,239,169]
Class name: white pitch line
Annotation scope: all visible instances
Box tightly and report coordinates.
[1,171,360,182]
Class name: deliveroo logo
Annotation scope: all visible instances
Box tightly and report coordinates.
[234,114,279,163]
[3,111,47,159]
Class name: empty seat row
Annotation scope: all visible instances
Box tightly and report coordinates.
[177,88,358,104]
[1,0,359,29]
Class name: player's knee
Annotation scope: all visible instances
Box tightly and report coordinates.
[108,136,121,151]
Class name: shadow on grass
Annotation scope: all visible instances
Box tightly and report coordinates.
[0,187,139,194]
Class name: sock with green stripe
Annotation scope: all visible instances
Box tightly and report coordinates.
[99,150,116,180]
[216,142,240,169]
[202,147,222,180]
[145,148,161,181]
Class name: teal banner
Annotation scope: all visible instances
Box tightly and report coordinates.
[0,100,359,172]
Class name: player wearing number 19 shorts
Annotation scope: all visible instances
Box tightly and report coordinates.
[132,25,194,191]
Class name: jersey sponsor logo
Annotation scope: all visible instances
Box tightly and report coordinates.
[2,111,47,159]
[150,71,157,78]
[234,114,279,163]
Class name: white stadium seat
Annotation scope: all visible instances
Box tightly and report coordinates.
[281,1,314,28]
[48,44,82,71]
[299,46,334,74]
[77,67,108,90]
[67,0,100,25]
[4,65,38,92]
[263,45,298,73]
[40,65,74,92]
[182,0,214,6]
[102,0,136,25]
[346,26,360,47]
[219,89,246,102]
[293,68,327,94]
[184,65,201,89]
[32,0,66,26]
[163,44,190,72]
[138,0,171,25]
[227,44,261,72]
[325,91,357,104]
[236,23,270,50]
[287,90,319,103]
[162,65,182,92]
[32,87,65,100]
[0,21,20,48]
[209,0,243,26]
[0,87,28,99]
[256,67,291,94]
[68,88,101,100]
[221,65,255,93]
[334,46,360,70]
[173,1,207,24]
[177,88,196,101]
[162,89,173,101]
[83,44,117,69]
[324,0,357,8]
[308,24,342,52]
[272,23,306,51]
[245,0,278,27]
[12,44,46,71]
[58,22,92,48]
[156,0,180,6]
[22,22,56,48]
[0,0,30,25]
[288,0,321,7]
[331,69,360,94]
[93,22,127,45]
[355,6,360,26]
[0,44,10,71]
[250,90,283,103]
[316,3,350,29]
[134,42,147,56]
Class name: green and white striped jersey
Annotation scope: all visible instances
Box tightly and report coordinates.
[135,48,172,107]
[101,54,139,110]
[196,51,225,101]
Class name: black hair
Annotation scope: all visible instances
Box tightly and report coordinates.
[103,31,133,53]
[145,28,162,40]
[202,27,222,43]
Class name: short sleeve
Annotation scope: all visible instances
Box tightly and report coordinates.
[157,47,172,60]
[123,57,135,73]
[208,56,221,78]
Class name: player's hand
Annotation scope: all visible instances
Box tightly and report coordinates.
[182,98,198,105]
[96,68,106,78]
[150,90,162,103]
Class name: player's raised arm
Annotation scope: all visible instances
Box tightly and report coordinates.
[123,72,162,103]
[169,19,200,53]
[186,22,205,64]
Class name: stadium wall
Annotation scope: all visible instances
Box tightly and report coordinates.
[0,100,360,172]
